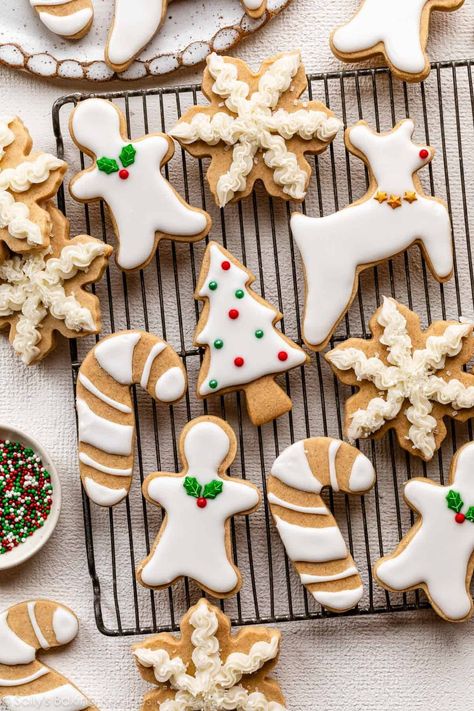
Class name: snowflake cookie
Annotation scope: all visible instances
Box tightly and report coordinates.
[0,203,112,365]
[331,0,465,82]
[136,416,260,597]
[170,51,341,207]
[375,441,474,622]
[133,598,286,710]
[69,98,211,272]
[0,600,97,710]
[326,297,474,461]
[29,0,94,39]
[0,115,66,257]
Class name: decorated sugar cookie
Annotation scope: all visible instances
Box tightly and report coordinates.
[30,0,94,39]
[0,115,66,257]
[375,442,474,622]
[170,51,341,207]
[0,600,97,710]
[0,203,112,365]
[291,119,453,350]
[331,0,464,83]
[326,297,474,461]
[268,437,375,613]
[133,598,286,710]
[195,242,308,426]
[69,98,211,272]
[137,417,260,597]
[76,330,187,507]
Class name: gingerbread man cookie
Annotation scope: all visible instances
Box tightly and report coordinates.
[137,416,260,597]
[29,0,94,39]
[375,442,474,622]
[291,119,453,350]
[69,98,211,272]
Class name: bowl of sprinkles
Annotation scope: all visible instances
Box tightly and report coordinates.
[0,425,61,570]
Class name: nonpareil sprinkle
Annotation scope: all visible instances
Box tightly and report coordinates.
[0,439,53,554]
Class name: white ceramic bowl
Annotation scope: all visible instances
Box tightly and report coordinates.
[0,425,61,571]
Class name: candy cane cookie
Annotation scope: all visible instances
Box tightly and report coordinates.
[29,0,94,39]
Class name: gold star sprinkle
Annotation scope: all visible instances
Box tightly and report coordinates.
[374,191,387,204]
[403,191,418,204]
[387,194,402,209]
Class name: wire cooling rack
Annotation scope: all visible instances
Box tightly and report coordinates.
[53,60,474,636]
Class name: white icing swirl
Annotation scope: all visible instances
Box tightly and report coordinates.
[0,153,65,193]
[0,191,43,245]
[0,117,15,159]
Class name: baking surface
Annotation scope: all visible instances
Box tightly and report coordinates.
[0,0,473,709]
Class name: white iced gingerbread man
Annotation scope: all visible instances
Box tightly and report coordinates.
[69,98,210,272]
[137,417,260,596]
[375,442,474,622]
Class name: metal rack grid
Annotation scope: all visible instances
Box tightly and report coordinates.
[53,59,474,637]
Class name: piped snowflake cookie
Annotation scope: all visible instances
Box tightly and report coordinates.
[375,441,474,622]
[30,0,94,39]
[0,600,97,710]
[170,51,341,207]
[69,98,211,272]
[136,416,261,597]
[326,297,474,461]
[76,330,187,507]
[268,437,375,613]
[291,119,453,350]
[133,598,286,710]
[0,203,112,365]
[195,242,308,426]
[331,0,464,82]
[0,115,66,257]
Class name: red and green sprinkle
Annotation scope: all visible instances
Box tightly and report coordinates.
[0,439,53,555]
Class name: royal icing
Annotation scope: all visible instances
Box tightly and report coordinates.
[291,119,453,349]
[69,98,209,271]
[106,0,165,70]
[134,599,285,710]
[83,477,128,507]
[52,607,79,645]
[36,8,93,37]
[171,52,340,207]
[375,442,474,621]
[274,516,348,561]
[138,419,260,595]
[79,452,132,477]
[0,612,35,666]
[267,492,328,515]
[77,397,133,456]
[326,297,474,460]
[2,684,89,711]
[196,243,306,397]
[140,342,166,389]
[27,602,49,650]
[0,668,49,688]
[155,366,186,402]
[77,372,132,413]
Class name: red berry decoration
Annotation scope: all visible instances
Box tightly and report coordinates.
[455,512,466,524]
[278,350,288,362]
[234,356,244,367]
[221,260,231,271]
[229,309,239,320]
[419,149,429,160]
[197,497,207,508]
[119,169,130,180]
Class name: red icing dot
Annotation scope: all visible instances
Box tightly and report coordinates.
[197,497,207,508]
[278,351,288,362]
[119,169,130,180]
[229,308,239,320]
[234,356,244,367]
[221,260,231,271]
[419,149,429,160]
[455,512,465,524]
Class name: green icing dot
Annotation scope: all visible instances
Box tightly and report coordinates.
[209,281,218,291]
[214,339,224,349]
[235,289,245,299]
[255,329,264,339]
[209,379,218,390]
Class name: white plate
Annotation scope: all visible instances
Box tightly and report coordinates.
[0,0,292,82]
[0,425,61,571]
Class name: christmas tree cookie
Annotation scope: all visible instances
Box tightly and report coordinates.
[136,416,260,597]
[194,242,308,426]
[375,441,474,622]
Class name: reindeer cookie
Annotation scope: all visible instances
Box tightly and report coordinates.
[268,437,375,613]
[0,600,97,710]
[291,119,453,350]
[69,98,211,272]
[331,0,464,83]
[30,0,94,39]
[76,330,187,507]
[137,416,260,597]
[375,442,474,622]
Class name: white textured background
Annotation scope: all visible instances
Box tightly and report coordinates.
[0,1,473,709]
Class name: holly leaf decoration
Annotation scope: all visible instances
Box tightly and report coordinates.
[183,476,202,498]
[465,506,474,523]
[446,489,464,513]
[203,480,224,500]
[120,144,136,168]
[97,156,120,174]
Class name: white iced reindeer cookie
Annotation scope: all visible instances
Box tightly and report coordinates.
[291,119,453,351]
[331,0,465,83]
[137,416,261,597]
[69,98,211,272]
[375,442,474,622]
[29,0,94,40]
[268,437,375,613]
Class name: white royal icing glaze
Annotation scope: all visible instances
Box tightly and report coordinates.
[300,566,359,584]
[107,0,164,69]
[37,8,93,37]
[134,600,285,710]
[76,397,133,456]
[273,515,347,562]
[140,341,166,389]
[155,366,186,402]
[79,452,132,477]
[2,683,89,710]
[78,372,132,413]
[0,612,35,666]
[243,0,264,8]
[327,297,474,459]
[70,99,208,271]
[52,607,79,645]
[27,602,49,650]
[271,440,319,493]
[0,668,49,688]
[376,442,474,620]
[267,492,328,515]
[349,453,376,492]
[291,120,453,348]
[197,243,306,396]
[84,477,128,507]
[171,52,340,206]
[312,586,364,610]
[140,421,260,593]
[94,331,141,384]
